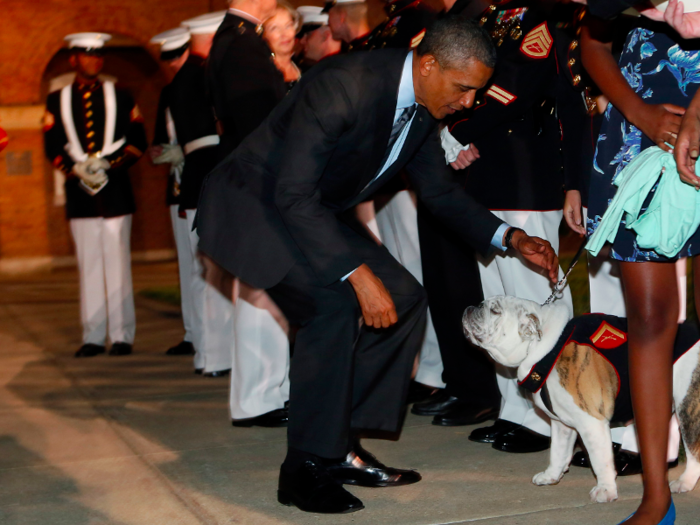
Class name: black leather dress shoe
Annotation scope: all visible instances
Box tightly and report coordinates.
[406,381,437,405]
[232,407,288,428]
[166,341,195,356]
[572,444,679,476]
[411,389,461,416]
[492,426,550,453]
[194,368,203,375]
[75,343,106,358]
[109,342,132,356]
[203,369,230,378]
[278,460,364,514]
[325,442,421,487]
[432,404,499,427]
[469,419,521,443]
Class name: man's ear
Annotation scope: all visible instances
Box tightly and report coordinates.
[518,312,542,342]
[419,53,437,77]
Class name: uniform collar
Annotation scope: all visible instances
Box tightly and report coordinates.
[75,79,102,91]
[397,51,415,109]
[228,8,261,26]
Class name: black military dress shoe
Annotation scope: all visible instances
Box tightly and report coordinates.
[432,403,499,427]
[232,407,289,428]
[406,381,437,405]
[166,341,195,356]
[492,426,550,453]
[278,460,364,514]
[469,419,520,443]
[325,442,421,487]
[75,343,106,358]
[194,368,203,375]
[411,389,461,416]
[109,342,132,356]
[572,444,679,476]
[203,369,230,378]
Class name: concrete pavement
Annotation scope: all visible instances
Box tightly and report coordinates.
[0,262,698,524]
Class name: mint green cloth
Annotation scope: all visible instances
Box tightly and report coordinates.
[587,146,700,258]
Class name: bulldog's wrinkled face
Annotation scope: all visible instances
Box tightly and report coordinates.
[462,296,543,367]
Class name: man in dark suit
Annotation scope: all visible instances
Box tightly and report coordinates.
[197,16,559,514]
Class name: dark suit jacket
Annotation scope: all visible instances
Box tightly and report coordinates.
[207,12,287,158]
[197,48,504,289]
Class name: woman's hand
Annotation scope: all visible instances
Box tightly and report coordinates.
[674,95,700,187]
[630,103,685,151]
[641,0,700,39]
[564,190,586,235]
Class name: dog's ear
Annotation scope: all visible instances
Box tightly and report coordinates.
[518,312,542,342]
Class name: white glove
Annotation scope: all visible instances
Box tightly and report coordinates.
[75,157,109,185]
[440,126,471,164]
[152,144,185,168]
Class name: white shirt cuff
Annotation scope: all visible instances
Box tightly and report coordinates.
[341,267,359,282]
[440,127,470,164]
[491,223,511,252]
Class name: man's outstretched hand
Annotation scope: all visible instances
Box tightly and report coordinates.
[507,229,559,283]
[347,264,398,329]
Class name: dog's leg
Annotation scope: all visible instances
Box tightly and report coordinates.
[578,418,618,503]
[532,419,577,486]
[670,434,700,493]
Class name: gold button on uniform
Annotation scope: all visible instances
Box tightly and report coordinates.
[573,74,581,86]
[87,121,93,128]
[86,110,93,118]
[83,92,91,99]
[569,40,578,51]
[88,142,96,150]
[87,131,95,138]
[531,372,541,382]
[85,101,92,108]
[568,58,576,67]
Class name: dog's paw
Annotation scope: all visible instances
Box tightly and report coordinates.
[670,477,698,494]
[532,471,561,486]
[589,484,618,503]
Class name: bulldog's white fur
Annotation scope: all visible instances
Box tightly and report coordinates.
[463,295,700,503]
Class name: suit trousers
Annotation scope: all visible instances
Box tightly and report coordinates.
[70,215,135,345]
[185,210,231,372]
[171,205,195,345]
[358,191,445,389]
[267,222,428,458]
[417,204,501,407]
[477,210,572,437]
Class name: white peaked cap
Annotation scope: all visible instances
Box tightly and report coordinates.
[64,33,112,49]
[181,11,226,35]
[297,6,329,25]
[150,27,191,51]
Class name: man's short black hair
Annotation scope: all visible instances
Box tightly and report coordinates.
[417,16,496,70]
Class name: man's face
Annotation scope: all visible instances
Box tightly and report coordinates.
[327,7,346,41]
[304,26,332,61]
[70,52,104,79]
[415,54,493,120]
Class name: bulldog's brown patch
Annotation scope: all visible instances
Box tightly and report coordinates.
[555,342,618,421]
[678,354,700,460]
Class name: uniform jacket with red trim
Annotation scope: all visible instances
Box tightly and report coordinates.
[446,0,586,211]
[519,314,700,424]
[43,81,147,219]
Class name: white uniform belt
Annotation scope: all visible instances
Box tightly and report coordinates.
[183,135,220,155]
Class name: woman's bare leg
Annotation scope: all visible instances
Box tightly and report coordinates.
[620,261,678,525]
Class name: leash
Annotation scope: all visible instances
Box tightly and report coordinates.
[542,237,587,306]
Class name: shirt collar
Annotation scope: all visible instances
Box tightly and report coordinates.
[228,8,262,25]
[397,51,416,109]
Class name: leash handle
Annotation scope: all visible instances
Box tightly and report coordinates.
[542,237,587,306]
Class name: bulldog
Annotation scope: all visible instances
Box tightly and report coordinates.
[462,296,700,503]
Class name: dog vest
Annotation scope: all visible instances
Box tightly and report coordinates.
[519,314,700,423]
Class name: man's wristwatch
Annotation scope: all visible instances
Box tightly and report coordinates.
[504,227,524,250]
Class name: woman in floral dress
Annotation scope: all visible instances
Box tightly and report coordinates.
[583,11,700,525]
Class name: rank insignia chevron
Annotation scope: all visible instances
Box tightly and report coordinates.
[410,29,426,49]
[485,84,516,105]
[520,22,552,59]
[590,321,627,350]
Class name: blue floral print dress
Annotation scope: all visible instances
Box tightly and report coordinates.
[587,27,700,262]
